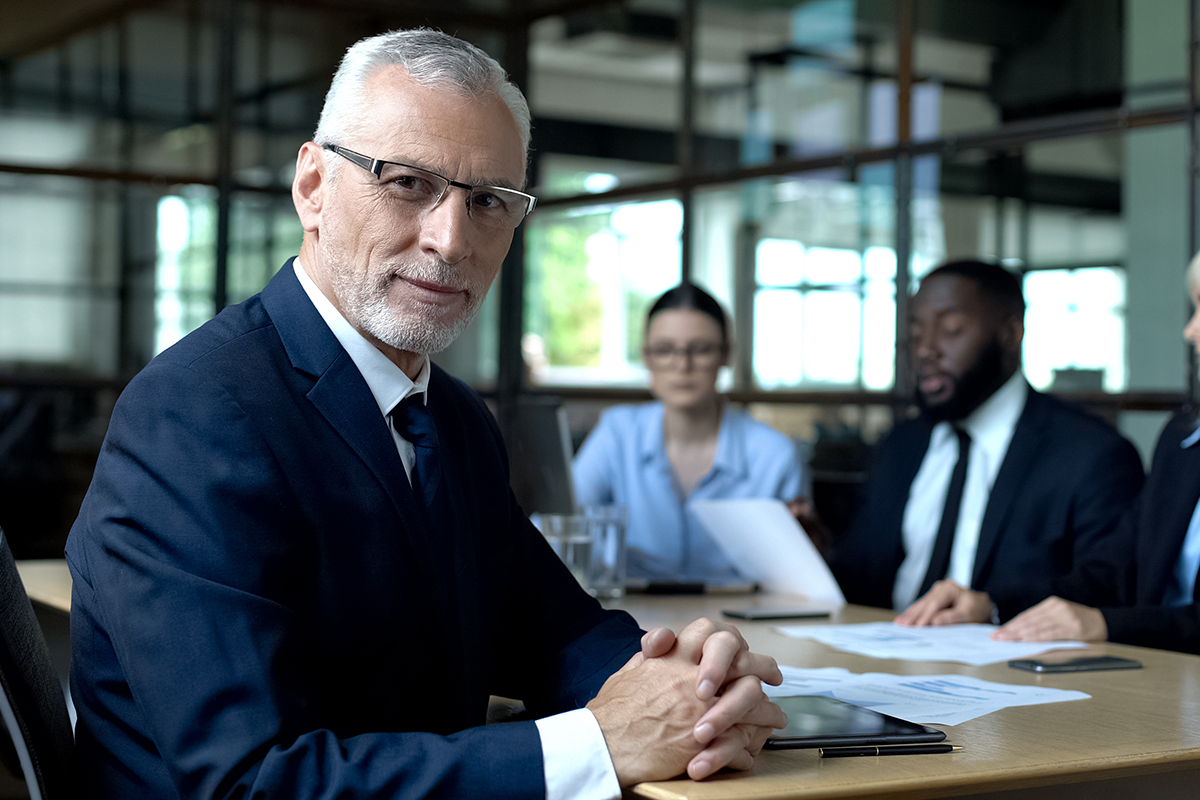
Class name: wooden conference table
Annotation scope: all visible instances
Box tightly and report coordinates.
[16,559,72,614]
[607,592,1200,800]
[16,562,1200,798]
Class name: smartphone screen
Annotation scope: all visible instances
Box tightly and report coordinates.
[1008,656,1142,673]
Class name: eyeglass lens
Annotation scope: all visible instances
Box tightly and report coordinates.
[645,342,723,364]
[374,161,530,229]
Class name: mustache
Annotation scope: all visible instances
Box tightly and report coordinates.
[377,260,464,291]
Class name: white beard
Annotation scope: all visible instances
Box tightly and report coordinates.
[328,256,486,355]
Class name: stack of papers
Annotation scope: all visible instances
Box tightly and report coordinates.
[766,665,1090,726]
[778,621,1087,666]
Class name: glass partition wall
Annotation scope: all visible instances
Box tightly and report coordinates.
[525,0,1199,463]
[2,0,1199,553]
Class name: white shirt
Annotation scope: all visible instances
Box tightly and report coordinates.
[293,260,620,800]
[893,371,1029,610]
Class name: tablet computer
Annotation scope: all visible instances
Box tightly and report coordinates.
[764,695,946,750]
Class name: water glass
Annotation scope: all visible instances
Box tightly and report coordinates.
[536,513,593,592]
[579,504,628,600]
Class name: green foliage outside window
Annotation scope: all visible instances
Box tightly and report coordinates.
[625,290,652,363]
[525,212,608,367]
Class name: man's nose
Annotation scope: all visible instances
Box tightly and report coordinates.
[1185,309,1200,345]
[911,327,937,361]
[419,187,473,264]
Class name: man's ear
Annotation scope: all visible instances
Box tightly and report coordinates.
[1000,315,1025,354]
[292,142,326,234]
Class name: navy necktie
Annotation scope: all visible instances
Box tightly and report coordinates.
[918,426,972,597]
[390,396,445,534]
[391,395,468,722]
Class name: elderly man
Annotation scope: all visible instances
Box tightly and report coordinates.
[66,28,783,799]
[817,259,1144,625]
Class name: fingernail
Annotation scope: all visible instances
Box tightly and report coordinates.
[691,760,711,779]
[698,679,716,698]
[694,721,715,743]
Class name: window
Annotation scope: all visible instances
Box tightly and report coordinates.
[524,198,686,386]
[1023,267,1126,393]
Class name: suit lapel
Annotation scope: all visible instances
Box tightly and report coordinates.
[425,369,484,725]
[261,261,437,561]
[971,390,1044,586]
[263,263,480,728]
[305,357,422,522]
[885,420,934,554]
[1140,421,1200,601]
[894,422,933,522]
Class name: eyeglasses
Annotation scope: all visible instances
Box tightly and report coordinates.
[322,144,538,231]
[643,341,725,368]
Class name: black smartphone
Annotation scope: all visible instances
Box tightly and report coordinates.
[722,608,832,621]
[1008,655,1142,673]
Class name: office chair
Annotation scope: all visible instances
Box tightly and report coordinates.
[0,529,74,799]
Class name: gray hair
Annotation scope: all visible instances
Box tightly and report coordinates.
[313,28,531,175]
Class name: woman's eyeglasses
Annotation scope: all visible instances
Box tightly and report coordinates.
[643,341,725,368]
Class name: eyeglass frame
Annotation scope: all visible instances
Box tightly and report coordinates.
[642,341,728,369]
[320,143,538,228]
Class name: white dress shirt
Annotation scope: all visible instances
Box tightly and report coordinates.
[293,260,621,800]
[893,371,1029,610]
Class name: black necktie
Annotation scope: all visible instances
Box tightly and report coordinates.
[390,396,445,533]
[918,426,972,597]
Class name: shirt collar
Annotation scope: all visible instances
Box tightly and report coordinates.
[952,370,1027,458]
[637,404,667,464]
[1183,423,1200,449]
[293,259,429,416]
[636,402,738,475]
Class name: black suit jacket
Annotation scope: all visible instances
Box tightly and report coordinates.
[66,261,643,798]
[1100,411,1200,653]
[829,388,1145,620]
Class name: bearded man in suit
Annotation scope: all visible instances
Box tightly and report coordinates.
[819,259,1144,625]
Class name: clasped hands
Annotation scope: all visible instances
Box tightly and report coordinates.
[587,617,787,786]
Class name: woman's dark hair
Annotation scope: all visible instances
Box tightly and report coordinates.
[645,283,730,350]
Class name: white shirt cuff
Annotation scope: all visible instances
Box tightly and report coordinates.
[535,708,621,800]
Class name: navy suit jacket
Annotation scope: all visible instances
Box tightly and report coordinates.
[1100,411,1200,653]
[66,261,643,798]
[828,388,1145,620]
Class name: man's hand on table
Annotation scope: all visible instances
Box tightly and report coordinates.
[991,596,1108,642]
[588,617,786,785]
[894,580,995,626]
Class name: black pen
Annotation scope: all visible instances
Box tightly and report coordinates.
[818,744,963,758]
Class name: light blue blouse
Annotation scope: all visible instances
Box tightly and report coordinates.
[572,402,805,584]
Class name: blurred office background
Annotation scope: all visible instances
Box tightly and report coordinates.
[1,0,1196,556]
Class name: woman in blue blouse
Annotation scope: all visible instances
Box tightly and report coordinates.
[572,283,805,585]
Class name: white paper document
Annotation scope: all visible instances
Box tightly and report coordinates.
[690,498,845,605]
[777,621,1088,665]
[766,665,1090,726]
